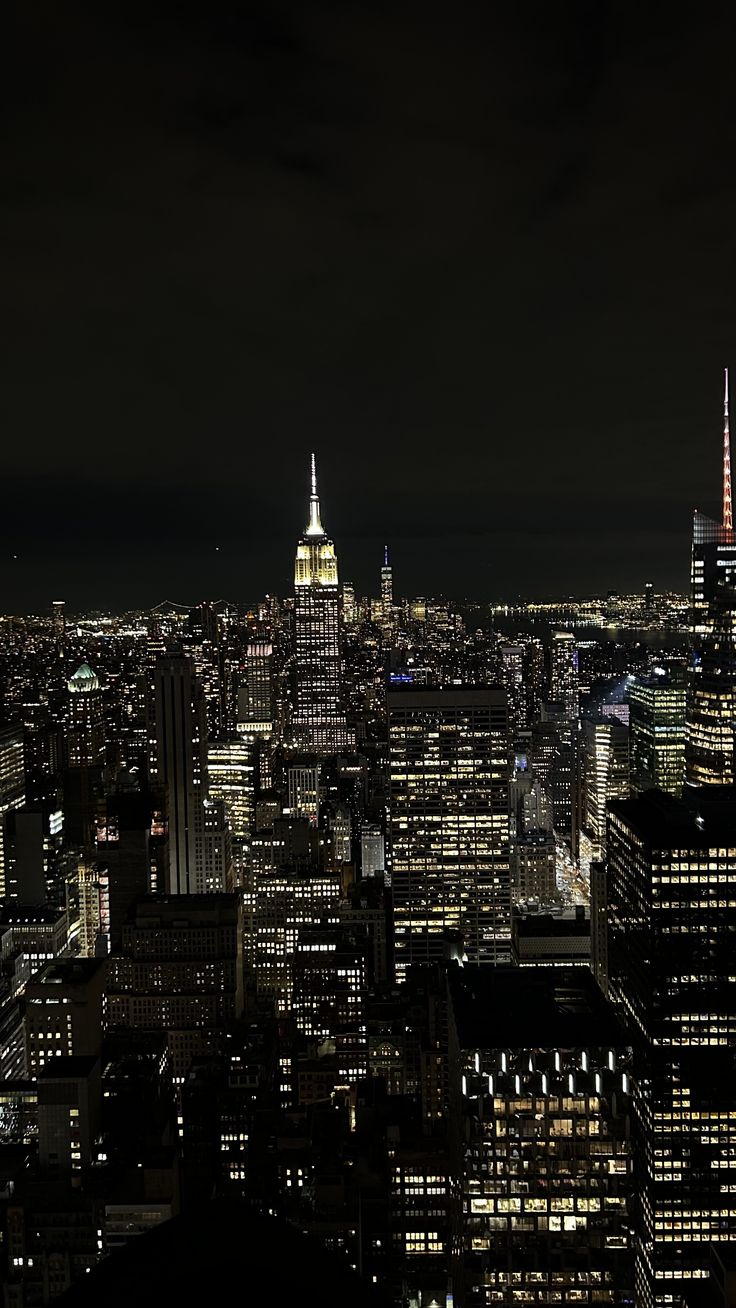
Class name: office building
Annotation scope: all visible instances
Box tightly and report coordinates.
[37,1055,101,1172]
[607,788,736,1306]
[287,760,320,825]
[500,644,526,730]
[106,894,244,1085]
[510,829,557,903]
[454,966,631,1307]
[548,630,579,720]
[581,717,629,858]
[152,655,209,894]
[25,957,107,1078]
[243,869,341,1012]
[361,823,385,877]
[511,903,590,966]
[0,726,26,897]
[380,546,393,625]
[292,455,353,754]
[66,663,105,767]
[629,673,686,796]
[0,904,68,997]
[388,685,511,979]
[207,735,255,874]
[237,640,274,735]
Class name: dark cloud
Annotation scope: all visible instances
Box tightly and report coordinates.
[1,2,735,610]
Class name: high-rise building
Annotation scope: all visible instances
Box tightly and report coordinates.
[607,788,736,1306]
[380,546,393,625]
[152,655,209,894]
[687,369,736,786]
[237,640,274,736]
[243,868,341,1012]
[25,957,107,1078]
[292,456,353,755]
[66,664,105,767]
[106,894,244,1085]
[287,760,320,825]
[63,663,105,848]
[629,673,686,796]
[454,966,632,1307]
[341,581,356,626]
[388,686,511,979]
[499,644,526,730]
[207,736,255,875]
[581,717,629,858]
[510,829,557,902]
[548,630,579,720]
[52,600,66,640]
[0,725,26,898]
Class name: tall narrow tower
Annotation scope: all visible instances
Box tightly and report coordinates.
[723,366,732,534]
[153,654,209,894]
[292,456,353,754]
[380,545,393,625]
[686,371,736,785]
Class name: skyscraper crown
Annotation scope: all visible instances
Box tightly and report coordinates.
[305,452,325,538]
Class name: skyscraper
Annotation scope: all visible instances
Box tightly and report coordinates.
[687,369,736,785]
[292,455,353,754]
[548,630,579,720]
[67,664,105,768]
[237,640,274,735]
[581,717,629,858]
[388,685,511,979]
[0,726,26,897]
[152,655,209,894]
[380,545,393,625]
[629,673,686,796]
[607,788,736,1306]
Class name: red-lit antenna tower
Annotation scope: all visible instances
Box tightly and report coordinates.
[724,367,733,533]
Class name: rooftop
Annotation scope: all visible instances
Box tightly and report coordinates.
[608,786,736,847]
[449,964,626,1050]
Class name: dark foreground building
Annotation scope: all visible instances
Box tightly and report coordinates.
[607,788,736,1308]
[450,965,633,1307]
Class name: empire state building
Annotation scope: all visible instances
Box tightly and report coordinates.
[292,456,353,754]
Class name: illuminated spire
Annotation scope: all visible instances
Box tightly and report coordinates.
[305,452,325,537]
[383,544,389,567]
[724,368,733,534]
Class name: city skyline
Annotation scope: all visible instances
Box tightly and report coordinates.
[0,423,725,615]
[4,10,736,1306]
[4,8,736,610]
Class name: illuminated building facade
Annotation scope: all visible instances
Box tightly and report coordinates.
[388,686,511,979]
[607,789,736,1306]
[510,829,556,903]
[207,735,255,876]
[287,760,320,825]
[238,640,274,736]
[629,674,686,796]
[687,370,736,786]
[380,545,393,625]
[581,717,629,858]
[548,630,579,720]
[292,927,368,1085]
[243,869,341,1012]
[292,455,353,755]
[67,664,104,767]
[454,966,632,1307]
[499,644,526,730]
[0,725,26,897]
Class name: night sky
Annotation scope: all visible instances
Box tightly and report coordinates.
[3,3,736,612]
